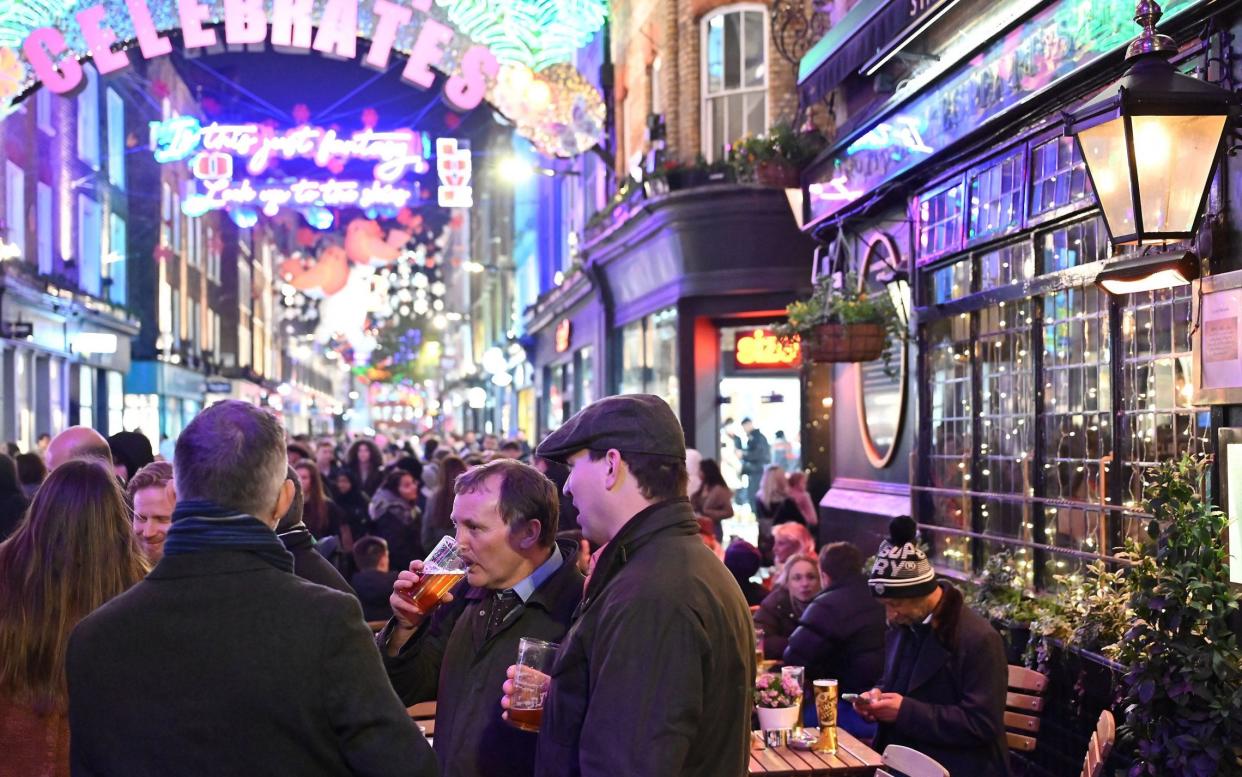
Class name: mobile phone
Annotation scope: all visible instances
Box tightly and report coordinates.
[841,693,864,704]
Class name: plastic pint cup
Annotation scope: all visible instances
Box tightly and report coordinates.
[812,679,839,754]
[507,637,559,733]
[402,536,467,614]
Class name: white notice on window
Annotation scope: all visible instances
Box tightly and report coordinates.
[1201,288,1242,390]
[1226,444,1242,586]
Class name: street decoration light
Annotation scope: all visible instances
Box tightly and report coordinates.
[1069,0,1238,247]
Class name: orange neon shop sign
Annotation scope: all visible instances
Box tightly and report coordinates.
[734,328,801,369]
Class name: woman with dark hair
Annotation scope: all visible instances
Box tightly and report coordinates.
[346,439,384,497]
[691,458,733,542]
[419,455,467,552]
[368,468,422,572]
[292,461,351,551]
[0,460,147,777]
[332,469,371,543]
[15,453,46,501]
[0,454,29,542]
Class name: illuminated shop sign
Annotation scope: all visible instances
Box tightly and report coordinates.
[806,0,1203,224]
[182,178,415,218]
[735,329,802,370]
[555,318,572,353]
[436,138,473,208]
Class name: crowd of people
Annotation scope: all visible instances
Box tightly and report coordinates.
[0,394,1012,777]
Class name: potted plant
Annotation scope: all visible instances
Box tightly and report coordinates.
[774,274,903,367]
[1117,455,1242,774]
[754,671,803,732]
[731,122,828,188]
[653,155,735,191]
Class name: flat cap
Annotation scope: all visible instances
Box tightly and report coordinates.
[536,394,686,463]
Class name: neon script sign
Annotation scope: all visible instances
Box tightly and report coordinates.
[14,0,498,114]
[150,117,433,180]
[734,329,802,370]
[183,178,415,218]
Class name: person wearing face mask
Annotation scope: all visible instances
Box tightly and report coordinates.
[753,553,821,659]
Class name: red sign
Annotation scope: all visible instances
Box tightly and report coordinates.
[555,319,572,353]
[734,328,801,369]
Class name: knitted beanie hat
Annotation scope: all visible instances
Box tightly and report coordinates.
[868,516,937,598]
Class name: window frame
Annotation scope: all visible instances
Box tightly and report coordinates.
[700,3,769,162]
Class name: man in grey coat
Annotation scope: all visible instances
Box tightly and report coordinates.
[504,394,755,777]
[854,516,1010,776]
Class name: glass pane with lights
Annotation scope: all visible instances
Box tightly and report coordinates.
[1077,118,1135,238]
[1132,114,1226,236]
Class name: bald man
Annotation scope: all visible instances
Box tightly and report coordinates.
[45,426,113,470]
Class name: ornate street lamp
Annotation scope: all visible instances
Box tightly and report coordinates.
[1069,0,1238,246]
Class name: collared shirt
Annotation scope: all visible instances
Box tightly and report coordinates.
[508,544,564,604]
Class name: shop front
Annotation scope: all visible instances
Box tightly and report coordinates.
[525,268,604,439]
[125,360,206,450]
[583,185,817,453]
[800,0,1234,585]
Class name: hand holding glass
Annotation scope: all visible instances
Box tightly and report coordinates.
[400,536,467,614]
[506,637,559,733]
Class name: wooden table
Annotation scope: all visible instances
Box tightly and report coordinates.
[407,701,436,738]
[749,729,883,776]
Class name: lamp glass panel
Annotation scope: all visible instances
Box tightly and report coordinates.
[1078,118,1135,237]
[1133,113,1226,236]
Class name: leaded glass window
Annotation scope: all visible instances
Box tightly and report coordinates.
[918,182,965,264]
[927,313,972,573]
[969,151,1024,242]
[1041,218,1108,273]
[926,258,971,305]
[979,243,1034,291]
[1030,135,1090,216]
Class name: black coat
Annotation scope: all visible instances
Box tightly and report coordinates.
[535,498,755,777]
[280,526,356,597]
[782,575,886,694]
[0,491,29,541]
[66,550,436,777]
[353,568,400,622]
[383,539,583,777]
[753,585,801,659]
[874,582,1010,777]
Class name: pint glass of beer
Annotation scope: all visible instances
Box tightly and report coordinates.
[401,536,468,615]
[812,679,839,754]
[507,637,559,733]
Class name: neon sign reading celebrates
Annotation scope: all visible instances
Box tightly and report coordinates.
[150,117,432,181]
[735,329,802,370]
[15,0,498,113]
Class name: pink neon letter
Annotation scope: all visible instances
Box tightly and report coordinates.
[77,5,131,74]
[270,0,313,50]
[312,0,358,60]
[178,0,218,49]
[402,19,452,89]
[126,0,173,58]
[22,27,83,94]
[366,0,411,69]
[224,0,268,44]
[444,44,498,111]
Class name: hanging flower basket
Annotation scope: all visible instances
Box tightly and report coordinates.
[755,160,801,189]
[806,323,886,363]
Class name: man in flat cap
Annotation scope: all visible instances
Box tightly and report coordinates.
[503,394,755,777]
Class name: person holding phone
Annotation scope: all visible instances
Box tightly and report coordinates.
[853,517,1010,776]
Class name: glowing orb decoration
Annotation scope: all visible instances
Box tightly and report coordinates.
[436,0,607,72]
[488,62,605,157]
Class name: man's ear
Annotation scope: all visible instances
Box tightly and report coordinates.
[515,518,543,551]
[604,449,624,490]
[272,478,295,526]
[165,479,177,504]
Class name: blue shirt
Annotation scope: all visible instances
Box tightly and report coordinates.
[509,544,564,604]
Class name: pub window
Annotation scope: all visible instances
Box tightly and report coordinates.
[917,181,965,263]
[926,257,972,305]
[968,151,1024,243]
[926,313,972,573]
[1040,217,1108,273]
[1030,135,1090,216]
[979,242,1033,292]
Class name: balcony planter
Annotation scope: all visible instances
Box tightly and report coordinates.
[755,160,801,189]
[731,122,827,189]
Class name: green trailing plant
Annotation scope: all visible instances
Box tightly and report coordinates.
[1118,455,1242,776]
[967,550,1041,623]
[730,121,828,180]
[774,274,906,375]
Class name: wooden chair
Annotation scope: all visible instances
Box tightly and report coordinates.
[1005,664,1049,752]
[1080,710,1116,777]
[367,620,389,633]
[876,744,949,777]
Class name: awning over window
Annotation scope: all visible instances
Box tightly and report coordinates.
[797,0,924,105]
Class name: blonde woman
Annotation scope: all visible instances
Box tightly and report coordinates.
[754,465,804,563]
[753,553,821,659]
[0,461,147,777]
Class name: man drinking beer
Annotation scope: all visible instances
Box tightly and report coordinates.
[380,459,583,777]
